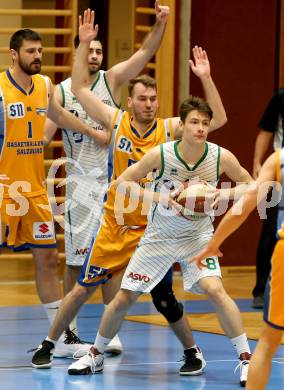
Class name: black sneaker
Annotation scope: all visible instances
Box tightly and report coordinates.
[53,328,92,358]
[251,295,264,309]
[31,340,55,368]
[179,346,206,376]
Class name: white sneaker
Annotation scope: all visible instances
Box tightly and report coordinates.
[234,352,251,387]
[105,334,123,355]
[54,328,92,359]
[68,347,104,375]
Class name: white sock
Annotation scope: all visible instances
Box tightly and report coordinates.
[94,332,112,354]
[69,317,78,335]
[45,336,57,346]
[185,343,197,352]
[42,299,62,325]
[230,333,251,357]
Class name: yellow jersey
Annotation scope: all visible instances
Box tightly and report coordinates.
[105,110,174,226]
[0,70,50,198]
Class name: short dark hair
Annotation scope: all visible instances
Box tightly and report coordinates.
[179,96,213,123]
[73,34,103,49]
[128,74,157,97]
[10,29,42,52]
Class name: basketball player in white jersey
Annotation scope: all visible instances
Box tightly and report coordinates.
[68,96,253,387]
[44,3,171,354]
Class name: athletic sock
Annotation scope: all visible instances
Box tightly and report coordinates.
[230,333,251,357]
[184,343,197,352]
[42,299,62,325]
[45,336,57,346]
[69,317,78,335]
[94,332,112,353]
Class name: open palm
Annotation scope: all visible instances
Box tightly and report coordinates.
[189,46,210,78]
[79,8,98,43]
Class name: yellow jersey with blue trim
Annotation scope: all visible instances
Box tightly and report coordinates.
[0,70,50,198]
[106,109,174,226]
[276,148,284,239]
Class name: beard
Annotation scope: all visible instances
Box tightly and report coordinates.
[18,58,41,75]
[88,63,101,76]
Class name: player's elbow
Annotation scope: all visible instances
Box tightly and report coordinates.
[221,114,228,126]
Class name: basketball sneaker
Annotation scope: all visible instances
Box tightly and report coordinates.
[68,347,104,375]
[234,351,251,387]
[105,334,123,355]
[53,328,92,358]
[179,346,206,376]
[31,340,55,368]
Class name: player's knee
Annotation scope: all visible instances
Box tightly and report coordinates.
[151,284,183,323]
[205,282,226,305]
[35,249,59,270]
[112,290,137,313]
[71,283,94,302]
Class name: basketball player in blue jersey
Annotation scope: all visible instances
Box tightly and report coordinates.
[43,2,172,355]
[0,28,113,357]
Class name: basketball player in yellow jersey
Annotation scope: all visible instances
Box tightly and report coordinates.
[0,28,108,357]
[31,10,227,373]
[189,149,284,390]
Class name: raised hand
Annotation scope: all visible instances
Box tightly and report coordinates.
[155,0,170,23]
[189,46,211,79]
[78,8,98,44]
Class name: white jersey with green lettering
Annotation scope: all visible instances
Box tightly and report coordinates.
[59,70,119,265]
[121,140,222,294]
[150,140,220,235]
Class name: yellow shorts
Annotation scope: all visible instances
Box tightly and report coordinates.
[79,212,146,286]
[264,239,284,329]
[0,192,56,250]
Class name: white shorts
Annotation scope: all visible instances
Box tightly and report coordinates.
[121,230,221,294]
[64,179,107,266]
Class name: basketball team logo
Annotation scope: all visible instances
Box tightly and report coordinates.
[33,222,54,240]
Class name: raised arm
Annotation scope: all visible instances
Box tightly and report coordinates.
[71,9,116,132]
[189,152,277,268]
[189,46,227,131]
[106,1,169,97]
[172,46,227,139]
[44,84,62,146]
[47,82,110,147]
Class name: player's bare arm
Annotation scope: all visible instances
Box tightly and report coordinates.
[43,84,62,146]
[48,82,110,147]
[114,147,180,209]
[189,152,278,269]
[172,48,227,140]
[71,9,116,134]
[106,1,169,99]
[190,46,227,131]
[252,129,273,179]
[217,148,253,200]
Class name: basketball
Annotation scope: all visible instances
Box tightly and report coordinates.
[175,181,212,218]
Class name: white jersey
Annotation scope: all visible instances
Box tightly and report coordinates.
[121,140,222,294]
[148,140,220,239]
[59,70,119,265]
[60,70,118,181]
